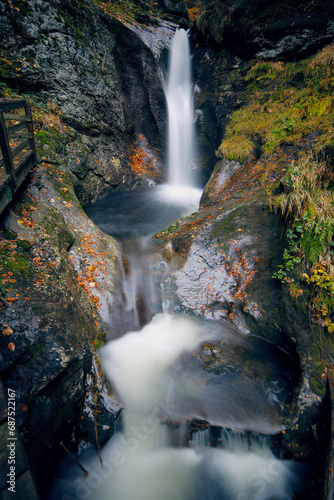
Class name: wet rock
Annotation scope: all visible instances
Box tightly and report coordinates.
[194,0,334,60]
[0,0,167,201]
[156,156,307,353]
[200,159,242,206]
[0,159,123,490]
[127,19,178,63]
[158,0,189,22]
[191,44,247,183]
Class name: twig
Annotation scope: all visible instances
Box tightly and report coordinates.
[60,442,89,477]
[95,408,103,468]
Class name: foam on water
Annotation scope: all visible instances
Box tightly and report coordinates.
[99,313,205,414]
[158,184,202,208]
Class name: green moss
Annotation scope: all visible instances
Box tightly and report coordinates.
[0,249,31,276]
[309,360,327,397]
[4,229,17,241]
[27,339,46,356]
[56,9,86,41]
[218,46,334,162]
[93,338,105,350]
[35,128,64,156]
[16,239,32,250]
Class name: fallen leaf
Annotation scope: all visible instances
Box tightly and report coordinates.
[3,327,14,336]
[8,342,15,351]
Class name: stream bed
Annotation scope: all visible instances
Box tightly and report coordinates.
[46,184,304,500]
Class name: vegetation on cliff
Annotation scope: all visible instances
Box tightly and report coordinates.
[215,42,334,399]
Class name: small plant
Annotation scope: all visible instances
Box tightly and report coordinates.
[272,227,302,283]
[245,60,285,85]
[93,338,105,350]
[271,150,334,333]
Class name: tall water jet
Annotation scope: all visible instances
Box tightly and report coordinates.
[166,29,196,187]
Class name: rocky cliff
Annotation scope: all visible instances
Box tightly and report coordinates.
[0,0,178,203]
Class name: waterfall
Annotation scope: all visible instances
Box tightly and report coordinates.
[166,29,196,187]
[47,30,303,500]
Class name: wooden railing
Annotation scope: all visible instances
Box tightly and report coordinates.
[0,99,36,215]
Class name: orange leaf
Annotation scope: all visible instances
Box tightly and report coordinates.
[21,405,28,411]
[8,342,15,351]
[3,327,14,336]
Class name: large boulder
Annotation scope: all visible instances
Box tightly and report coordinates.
[157,158,303,351]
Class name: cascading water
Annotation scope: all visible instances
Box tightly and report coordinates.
[46,30,303,500]
[47,314,302,500]
[165,29,196,187]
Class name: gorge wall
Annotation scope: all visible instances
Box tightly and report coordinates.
[0,0,173,203]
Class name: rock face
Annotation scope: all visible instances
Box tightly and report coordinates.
[158,159,297,351]
[158,0,189,19]
[189,38,248,184]
[195,0,334,60]
[0,0,169,202]
[0,157,123,491]
[156,142,326,385]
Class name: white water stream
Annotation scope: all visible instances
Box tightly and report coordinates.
[47,30,303,500]
[49,314,302,500]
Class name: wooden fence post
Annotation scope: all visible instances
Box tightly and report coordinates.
[24,101,36,163]
[0,109,16,186]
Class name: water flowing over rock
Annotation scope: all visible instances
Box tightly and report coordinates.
[1,2,333,498]
[99,313,300,432]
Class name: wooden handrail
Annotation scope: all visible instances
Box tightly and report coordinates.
[3,114,29,121]
[7,121,28,136]
[0,99,28,112]
[0,111,16,182]
[0,99,36,215]
[11,138,30,158]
